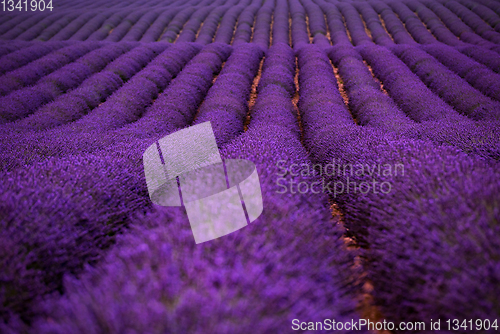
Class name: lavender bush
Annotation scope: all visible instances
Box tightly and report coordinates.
[0,41,102,96]
[370,0,418,45]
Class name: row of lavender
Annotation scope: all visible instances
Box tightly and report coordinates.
[2,1,500,97]
[2,0,500,50]
[299,42,500,329]
[2,0,499,142]
[295,14,499,331]
[1,6,499,182]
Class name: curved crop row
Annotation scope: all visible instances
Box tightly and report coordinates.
[59,42,201,134]
[297,44,500,328]
[35,12,83,42]
[327,43,500,162]
[0,43,210,173]
[403,0,463,46]
[4,43,168,132]
[271,0,290,45]
[0,0,499,331]
[0,151,154,324]
[0,14,41,37]
[10,13,65,41]
[327,44,411,129]
[194,43,264,145]
[0,41,32,58]
[297,44,353,134]
[176,6,216,43]
[475,0,500,16]
[337,2,374,46]
[49,12,97,41]
[300,0,330,47]
[232,2,262,46]
[86,10,133,41]
[0,41,71,75]
[0,42,138,124]
[69,11,115,41]
[456,43,500,73]
[251,0,274,49]
[403,1,500,73]
[353,1,394,46]
[390,44,500,120]
[420,0,500,52]
[289,0,310,49]
[119,11,160,42]
[115,42,231,139]
[104,10,149,42]
[369,1,418,45]
[250,43,297,131]
[387,0,439,44]
[438,0,500,44]
[422,43,500,101]
[160,7,197,43]
[455,0,500,32]
[0,41,102,96]
[315,0,352,45]
[140,9,178,42]
[359,44,464,122]
[195,5,229,44]
[302,123,500,330]
[213,5,246,44]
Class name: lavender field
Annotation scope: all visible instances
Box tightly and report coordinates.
[0,0,499,332]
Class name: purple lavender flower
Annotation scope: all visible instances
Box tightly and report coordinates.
[0,42,102,96]
[11,13,66,41]
[359,44,464,122]
[0,42,139,123]
[420,0,500,52]
[422,43,500,101]
[0,41,69,75]
[160,7,196,43]
[49,12,97,41]
[272,0,291,45]
[86,10,131,41]
[195,6,230,45]
[315,0,352,45]
[213,5,245,44]
[389,44,500,120]
[104,10,149,42]
[35,12,82,42]
[289,0,310,49]
[336,2,374,46]
[439,0,500,44]
[69,11,114,41]
[140,9,178,42]
[353,1,394,46]
[370,1,419,45]
[251,0,274,50]
[387,1,439,45]
[0,14,43,38]
[232,5,260,46]
[194,43,264,145]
